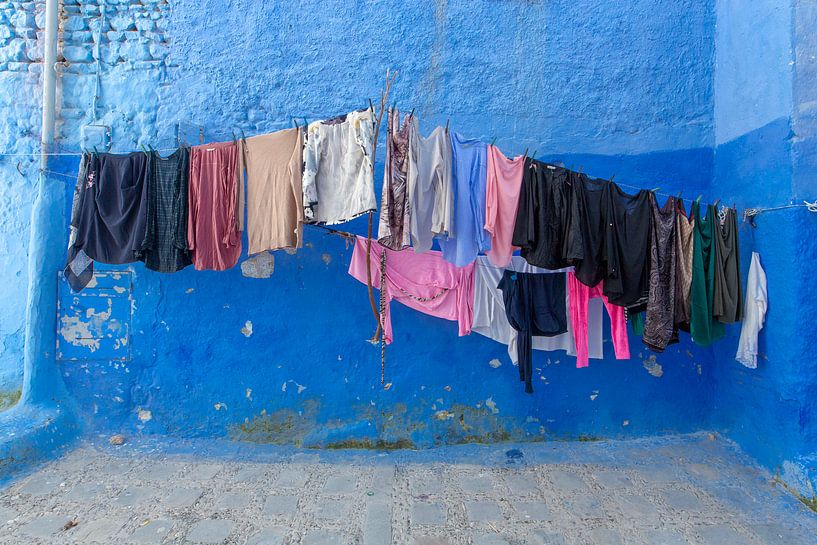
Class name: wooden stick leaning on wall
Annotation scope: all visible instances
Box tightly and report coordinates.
[366,68,397,356]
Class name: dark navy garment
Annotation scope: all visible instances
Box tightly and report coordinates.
[65,152,151,291]
[498,270,567,393]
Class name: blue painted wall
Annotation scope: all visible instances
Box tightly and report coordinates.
[713,0,817,495]
[16,0,817,478]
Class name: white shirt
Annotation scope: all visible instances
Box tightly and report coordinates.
[736,252,767,368]
[472,256,604,363]
[302,108,376,225]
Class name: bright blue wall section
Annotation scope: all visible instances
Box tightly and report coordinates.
[713,0,817,495]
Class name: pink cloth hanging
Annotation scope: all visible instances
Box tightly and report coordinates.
[484,145,525,267]
[568,272,630,367]
[348,236,475,344]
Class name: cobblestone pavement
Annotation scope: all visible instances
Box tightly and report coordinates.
[0,434,815,544]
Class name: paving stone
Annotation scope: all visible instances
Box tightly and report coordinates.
[19,514,71,538]
[614,494,660,519]
[214,491,251,511]
[696,524,746,545]
[113,486,156,508]
[68,517,127,542]
[592,469,633,488]
[503,473,540,494]
[246,527,288,545]
[263,495,299,517]
[0,506,19,525]
[18,474,63,496]
[635,466,681,484]
[473,534,511,545]
[135,461,185,481]
[749,523,807,545]
[661,489,704,511]
[513,501,552,522]
[303,529,344,545]
[587,528,623,545]
[274,470,309,489]
[185,518,234,544]
[412,502,446,526]
[465,500,503,522]
[460,475,495,494]
[548,469,587,492]
[411,536,455,545]
[314,498,350,520]
[529,530,567,545]
[641,528,690,545]
[187,464,223,481]
[129,519,174,544]
[162,487,204,509]
[364,499,392,545]
[323,473,358,494]
[64,482,107,502]
[564,495,603,519]
[234,465,270,483]
[410,474,445,495]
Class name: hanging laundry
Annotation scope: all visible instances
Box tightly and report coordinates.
[572,176,608,288]
[603,184,652,310]
[407,124,454,253]
[674,199,694,332]
[440,132,490,266]
[242,128,304,254]
[568,272,630,368]
[689,201,725,346]
[64,151,151,292]
[512,162,582,271]
[713,206,743,323]
[187,141,242,271]
[378,108,414,250]
[498,270,567,393]
[736,252,767,368]
[348,236,474,344]
[472,257,605,365]
[484,146,525,267]
[302,107,376,225]
[642,194,678,352]
[137,147,192,273]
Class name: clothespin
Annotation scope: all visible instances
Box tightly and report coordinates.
[149,144,156,153]
[445,119,450,133]
[609,174,616,182]
[369,98,374,112]
[490,136,497,146]
[293,117,299,129]
[302,117,308,129]
[531,149,537,160]
[93,146,99,155]
[696,195,703,204]
[140,144,148,154]
[651,186,661,193]
[713,198,721,209]
[578,165,583,174]
[523,148,528,159]
[198,127,204,144]
[240,129,246,140]
[231,131,237,143]
[409,107,415,118]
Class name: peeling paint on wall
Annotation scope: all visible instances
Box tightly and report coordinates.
[240,252,275,278]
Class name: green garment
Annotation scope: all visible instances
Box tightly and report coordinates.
[630,311,645,336]
[689,202,725,346]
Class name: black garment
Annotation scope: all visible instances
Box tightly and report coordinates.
[497,270,567,394]
[65,152,94,292]
[643,194,678,352]
[65,151,150,291]
[137,148,192,273]
[572,176,609,288]
[603,183,652,310]
[713,207,743,323]
[511,160,582,270]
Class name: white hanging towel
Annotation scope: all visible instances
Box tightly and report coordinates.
[735,252,767,368]
[472,256,604,364]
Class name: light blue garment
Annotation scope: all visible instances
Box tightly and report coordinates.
[440,132,491,266]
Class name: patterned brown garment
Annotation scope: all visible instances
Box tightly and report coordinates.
[378,108,414,250]
[643,194,678,352]
[674,199,694,332]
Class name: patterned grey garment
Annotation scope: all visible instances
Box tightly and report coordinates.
[674,200,694,331]
[377,108,413,250]
[64,152,94,292]
[137,147,192,273]
[643,194,678,352]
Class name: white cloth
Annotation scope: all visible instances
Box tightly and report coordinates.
[472,256,604,363]
[407,123,454,253]
[302,108,376,225]
[736,252,767,368]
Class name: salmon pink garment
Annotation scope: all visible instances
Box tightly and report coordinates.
[348,236,475,344]
[187,141,242,271]
[484,146,525,267]
[568,272,630,367]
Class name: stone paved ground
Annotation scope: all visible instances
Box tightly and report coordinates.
[0,434,815,545]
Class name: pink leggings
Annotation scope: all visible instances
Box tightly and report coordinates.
[568,272,630,368]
